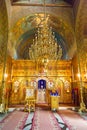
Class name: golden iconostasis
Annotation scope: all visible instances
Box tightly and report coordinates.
[8,59,72,105]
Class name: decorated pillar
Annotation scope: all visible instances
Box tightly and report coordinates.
[0,0,8,112]
[75,0,87,112]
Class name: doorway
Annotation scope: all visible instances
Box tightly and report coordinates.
[37,79,46,103]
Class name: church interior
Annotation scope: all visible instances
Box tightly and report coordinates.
[0,0,87,130]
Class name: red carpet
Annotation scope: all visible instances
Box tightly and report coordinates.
[0,110,28,130]
[58,110,87,130]
[31,109,61,130]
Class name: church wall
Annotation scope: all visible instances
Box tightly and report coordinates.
[75,0,87,108]
[72,52,79,82]
[80,39,87,108]
[71,52,80,105]
[73,0,80,19]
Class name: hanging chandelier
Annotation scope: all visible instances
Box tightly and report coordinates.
[29,0,62,61]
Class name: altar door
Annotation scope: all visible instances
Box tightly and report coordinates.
[37,79,46,103]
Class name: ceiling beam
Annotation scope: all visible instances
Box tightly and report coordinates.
[11,0,72,7]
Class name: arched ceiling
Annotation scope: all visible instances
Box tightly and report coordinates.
[7,0,84,60]
[8,13,75,60]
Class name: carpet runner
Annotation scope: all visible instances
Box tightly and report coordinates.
[31,109,61,130]
[57,109,87,130]
[0,110,28,130]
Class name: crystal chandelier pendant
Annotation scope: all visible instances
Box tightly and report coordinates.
[29,0,62,61]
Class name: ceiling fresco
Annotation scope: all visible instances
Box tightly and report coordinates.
[4,0,87,64]
[12,0,75,6]
[8,13,75,60]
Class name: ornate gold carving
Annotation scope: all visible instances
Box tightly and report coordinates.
[10,59,72,104]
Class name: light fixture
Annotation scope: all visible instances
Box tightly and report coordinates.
[29,0,62,61]
[77,73,81,78]
[4,73,8,78]
[4,73,8,81]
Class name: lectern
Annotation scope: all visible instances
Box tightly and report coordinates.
[51,96,59,111]
[50,92,59,111]
[24,88,35,112]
